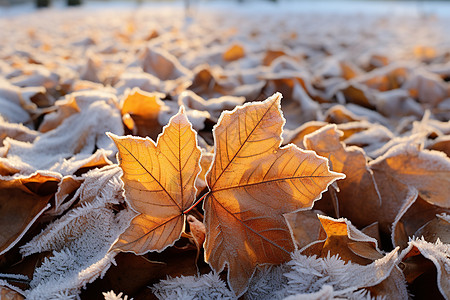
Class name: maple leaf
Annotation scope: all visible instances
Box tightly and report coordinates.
[108,107,201,253]
[203,93,345,296]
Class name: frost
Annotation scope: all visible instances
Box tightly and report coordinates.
[0,98,123,175]
[278,249,404,299]
[103,290,133,300]
[400,238,450,299]
[152,272,235,300]
[21,165,132,299]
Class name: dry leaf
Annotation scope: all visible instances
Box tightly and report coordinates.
[38,97,80,133]
[204,93,345,296]
[121,88,165,140]
[135,47,191,81]
[303,124,380,227]
[369,143,450,235]
[0,117,39,146]
[109,107,201,253]
[414,214,450,244]
[302,215,382,265]
[392,197,449,249]
[0,172,60,255]
[285,210,323,250]
[400,238,450,299]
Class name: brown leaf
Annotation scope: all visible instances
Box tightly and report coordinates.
[284,210,323,250]
[414,214,450,244]
[137,47,190,81]
[393,197,449,249]
[369,143,450,234]
[186,215,206,263]
[284,121,327,148]
[303,125,380,227]
[302,215,382,265]
[0,172,60,255]
[400,239,450,299]
[39,97,80,133]
[109,107,201,254]
[204,93,344,296]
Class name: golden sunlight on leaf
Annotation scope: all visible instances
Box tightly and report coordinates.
[121,88,165,140]
[108,107,201,254]
[204,93,345,296]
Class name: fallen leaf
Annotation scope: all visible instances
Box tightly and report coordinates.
[109,107,201,253]
[187,215,206,263]
[392,197,449,249]
[135,47,191,81]
[204,93,344,296]
[399,238,450,299]
[0,117,39,146]
[414,213,450,244]
[0,172,60,255]
[223,44,245,62]
[38,97,80,133]
[284,210,323,250]
[302,215,382,265]
[121,88,165,140]
[369,142,450,233]
[303,124,380,227]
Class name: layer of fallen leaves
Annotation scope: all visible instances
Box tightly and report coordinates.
[0,5,449,300]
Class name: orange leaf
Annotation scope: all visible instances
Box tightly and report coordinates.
[302,215,383,265]
[108,107,201,254]
[121,88,165,140]
[223,44,245,62]
[204,93,345,296]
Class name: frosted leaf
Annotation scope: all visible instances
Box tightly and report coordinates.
[177,90,246,121]
[245,265,289,300]
[114,71,163,96]
[21,166,124,256]
[0,116,39,146]
[399,238,450,299]
[279,249,405,299]
[152,272,235,300]
[131,47,191,81]
[22,166,131,299]
[0,100,122,175]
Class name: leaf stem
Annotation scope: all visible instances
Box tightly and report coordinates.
[184,192,209,214]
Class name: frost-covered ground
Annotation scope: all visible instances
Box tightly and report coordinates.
[0,1,449,299]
